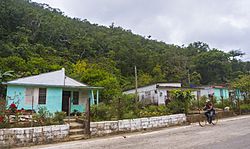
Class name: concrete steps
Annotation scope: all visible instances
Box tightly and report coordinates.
[70,122,84,129]
[63,118,77,123]
[64,117,86,141]
[69,128,85,135]
[69,134,88,141]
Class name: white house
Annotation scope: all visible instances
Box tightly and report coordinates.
[123,83,182,105]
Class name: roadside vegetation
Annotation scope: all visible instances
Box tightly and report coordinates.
[0,100,66,128]
[90,90,193,122]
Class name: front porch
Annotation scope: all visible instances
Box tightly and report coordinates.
[62,88,100,116]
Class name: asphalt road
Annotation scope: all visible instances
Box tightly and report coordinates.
[20,115,250,149]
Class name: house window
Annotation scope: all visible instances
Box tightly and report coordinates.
[38,88,46,104]
[25,88,34,104]
[73,91,79,105]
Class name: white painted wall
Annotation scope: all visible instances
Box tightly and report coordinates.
[157,89,167,105]
[0,124,69,147]
[200,87,212,97]
[123,83,182,105]
[123,84,157,94]
[79,90,88,105]
[157,83,181,87]
[90,114,186,136]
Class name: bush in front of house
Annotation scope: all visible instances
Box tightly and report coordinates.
[0,100,66,128]
[53,111,67,124]
[33,107,67,126]
[214,99,232,110]
[91,103,112,121]
[189,95,208,111]
[0,100,9,128]
[90,103,172,121]
[0,99,6,127]
[90,93,145,121]
[110,94,142,120]
[90,93,173,121]
[32,106,53,126]
[90,90,196,122]
[139,105,170,117]
[0,100,21,128]
[240,104,250,113]
[167,90,194,114]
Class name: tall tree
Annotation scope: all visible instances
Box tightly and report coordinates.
[193,49,231,84]
[0,70,13,98]
[229,50,245,60]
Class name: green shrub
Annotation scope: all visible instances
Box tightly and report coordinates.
[215,99,231,109]
[91,103,111,121]
[240,104,250,111]
[0,116,9,128]
[110,94,141,120]
[167,100,185,114]
[123,111,137,119]
[90,94,171,121]
[139,105,170,117]
[33,106,53,126]
[243,99,250,104]
[167,90,194,114]
[190,98,207,111]
[53,111,66,124]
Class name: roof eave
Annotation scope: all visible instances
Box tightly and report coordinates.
[7,83,103,89]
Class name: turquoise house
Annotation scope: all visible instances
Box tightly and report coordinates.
[212,86,229,101]
[200,85,229,102]
[6,68,102,114]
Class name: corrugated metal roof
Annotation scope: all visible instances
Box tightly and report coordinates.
[64,76,87,87]
[7,68,88,88]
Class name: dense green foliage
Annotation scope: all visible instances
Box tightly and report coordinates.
[232,75,250,93]
[1,0,250,102]
[0,103,66,128]
[167,90,194,114]
[232,75,250,99]
[90,90,193,121]
[90,94,141,121]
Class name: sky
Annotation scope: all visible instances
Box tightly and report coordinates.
[32,0,250,61]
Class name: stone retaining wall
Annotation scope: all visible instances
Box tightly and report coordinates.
[0,124,69,148]
[186,111,235,123]
[90,114,186,136]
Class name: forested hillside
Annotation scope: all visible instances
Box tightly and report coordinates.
[1,0,250,101]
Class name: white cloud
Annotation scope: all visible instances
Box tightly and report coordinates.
[32,0,250,61]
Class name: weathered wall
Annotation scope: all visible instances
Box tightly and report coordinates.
[70,89,88,113]
[6,85,63,113]
[90,114,186,136]
[186,111,235,123]
[45,87,63,113]
[7,85,25,108]
[0,124,69,148]
[0,114,186,147]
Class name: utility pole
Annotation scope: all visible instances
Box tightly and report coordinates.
[188,69,191,85]
[220,89,224,111]
[197,90,201,113]
[85,97,91,137]
[135,66,138,102]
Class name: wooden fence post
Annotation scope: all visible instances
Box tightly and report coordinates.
[85,97,91,137]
